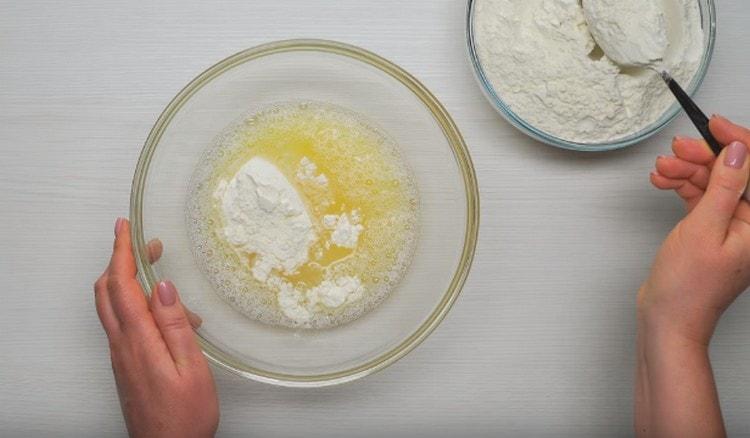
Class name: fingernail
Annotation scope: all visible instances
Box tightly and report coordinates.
[158,281,177,306]
[724,141,747,169]
[187,310,203,328]
[114,217,124,236]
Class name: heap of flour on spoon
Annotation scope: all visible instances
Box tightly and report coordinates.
[582,0,670,68]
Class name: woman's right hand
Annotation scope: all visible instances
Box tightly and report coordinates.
[642,115,750,347]
[645,115,750,345]
[637,115,750,437]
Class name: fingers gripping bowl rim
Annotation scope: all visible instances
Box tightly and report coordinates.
[130,40,480,387]
[465,0,717,152]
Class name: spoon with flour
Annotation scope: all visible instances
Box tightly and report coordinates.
[582,0,722,155]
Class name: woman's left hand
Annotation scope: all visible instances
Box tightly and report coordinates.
[94,218,219,438]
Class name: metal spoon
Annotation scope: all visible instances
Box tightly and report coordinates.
[655,70,722,156]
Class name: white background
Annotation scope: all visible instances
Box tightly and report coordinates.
[1,0,749,436]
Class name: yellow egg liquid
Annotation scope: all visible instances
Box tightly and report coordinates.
[187,101,419,329]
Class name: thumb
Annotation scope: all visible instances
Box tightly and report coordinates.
[689,141,750,238]
[151,280,203,370]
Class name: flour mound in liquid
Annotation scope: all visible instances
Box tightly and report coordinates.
[214,156,317,283]
[187,101,420,329]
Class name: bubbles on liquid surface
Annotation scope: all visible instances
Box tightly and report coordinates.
[186,101,420,329]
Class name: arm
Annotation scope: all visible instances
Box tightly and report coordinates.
[640,116,750,437]
[635,304,724,437]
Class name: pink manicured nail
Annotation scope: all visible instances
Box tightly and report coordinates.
[724,141,747,169]
[158,281,177,306]
[114,217,124,236]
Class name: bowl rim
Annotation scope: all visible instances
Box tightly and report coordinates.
[465,0,717,152]
[130,39,480,387]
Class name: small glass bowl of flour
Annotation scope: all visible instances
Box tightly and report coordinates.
[467,0,717,151]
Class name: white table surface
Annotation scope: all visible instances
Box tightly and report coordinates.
[2,0,749,436]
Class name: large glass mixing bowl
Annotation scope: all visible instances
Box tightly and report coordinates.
[130,40,479,387]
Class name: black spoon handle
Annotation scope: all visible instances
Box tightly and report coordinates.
[660,71,723,156]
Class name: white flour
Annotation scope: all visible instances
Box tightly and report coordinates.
[275,276,365,323]
[214,157,316,282]
[323,211,364,249]
[583,0,669,68]
[296,156,328,186]
[214,156,366,324]
[473,0,704,143]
